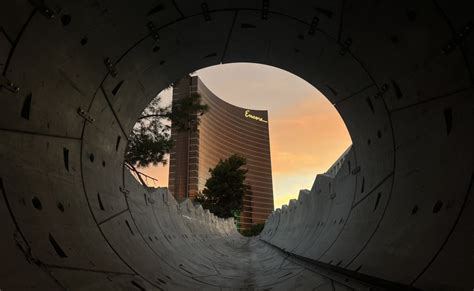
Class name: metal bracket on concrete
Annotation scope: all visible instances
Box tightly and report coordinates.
[339,38,352,56]
[104,58,118,78]
[0,76,20,93]
[374,83,389,99]
[29,0,55,19]
[261,0,269,20]
[119,186,130,196]
[308,16,319,35]
[77,107,95,123]
[201,3,211,22]
[147,22,160,40]
[351,166,361,175]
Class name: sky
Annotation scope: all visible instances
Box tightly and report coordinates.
[139,63,352,209]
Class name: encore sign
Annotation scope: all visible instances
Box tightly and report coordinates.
[244,110,268,123]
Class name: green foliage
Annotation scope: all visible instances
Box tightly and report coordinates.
[240,223,265,237]
[125,93,208,168]
[194,154,249,218]
[232,209,241,230]
[170,93,209,131]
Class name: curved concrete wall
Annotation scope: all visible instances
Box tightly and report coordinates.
[0,0,473,290]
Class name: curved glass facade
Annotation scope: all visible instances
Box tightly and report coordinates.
[168,76,274,229]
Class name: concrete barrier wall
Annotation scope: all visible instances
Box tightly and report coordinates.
[1,0,473,290]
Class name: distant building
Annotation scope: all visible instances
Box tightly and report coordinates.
[168,76,274,230]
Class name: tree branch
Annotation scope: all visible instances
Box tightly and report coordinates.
[125,161,149,186]
[137,113,168,120]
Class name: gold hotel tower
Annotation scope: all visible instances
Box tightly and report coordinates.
[168,76,274,230]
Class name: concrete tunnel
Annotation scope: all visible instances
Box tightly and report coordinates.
[0,0,473,290]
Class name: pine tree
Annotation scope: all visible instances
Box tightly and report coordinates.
[194,154,249,218]
[125,93,208,168]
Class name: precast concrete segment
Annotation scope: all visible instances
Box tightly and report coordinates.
[0,0,473,290]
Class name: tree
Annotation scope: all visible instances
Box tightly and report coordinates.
[194,154,249,218]
[125,92,208,168]
[240,223,265,237]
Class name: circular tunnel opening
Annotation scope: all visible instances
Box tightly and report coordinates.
[126,62,352,235]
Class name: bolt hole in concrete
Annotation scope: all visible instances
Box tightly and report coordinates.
[57,202,64,212]
[63,148,69,171]
[61,14,71,26]
[20,93,32,120]
[432,200,443,213]
[97,192,105,210]
[32,196,42,210]
[115,136,121,151]
[80,37,88,46]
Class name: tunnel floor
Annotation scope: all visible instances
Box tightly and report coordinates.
[179,237,371,290]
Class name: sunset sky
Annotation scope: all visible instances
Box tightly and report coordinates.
[139,63,352,209]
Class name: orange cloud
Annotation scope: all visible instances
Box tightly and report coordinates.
[269,95,351,176]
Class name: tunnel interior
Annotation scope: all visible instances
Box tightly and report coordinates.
[0,0,473,290]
